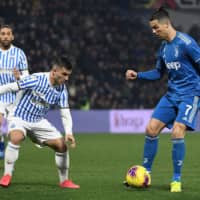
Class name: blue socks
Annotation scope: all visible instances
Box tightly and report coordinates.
[0,140,5,159]
[143,135,159,172]
[172,138,185,182]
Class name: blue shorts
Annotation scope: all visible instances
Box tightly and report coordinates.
[152,95,200,130]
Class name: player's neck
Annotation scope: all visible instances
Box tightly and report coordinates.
[0,44,12,51]
[49,71,58,87]
[166,28,177,42]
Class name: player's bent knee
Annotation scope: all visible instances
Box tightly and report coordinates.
[9,130,24,145]
[45,138,67,153]
[146,125,159,137]
[172,123,186,139]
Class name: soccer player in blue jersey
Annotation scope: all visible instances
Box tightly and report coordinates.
[0,25,29,159]
[0,56,80,189]
[125,8,200,192]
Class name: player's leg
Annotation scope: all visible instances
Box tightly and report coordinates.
[143,95,175,173]
[44,138,80,189]
[32,119,79,189]
[0,113,5,159]
[170,96,200,192]
[170,122,186,192]
[143,118,165,172]
[0,118,26,187]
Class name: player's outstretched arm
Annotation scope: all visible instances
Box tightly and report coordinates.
[13,67,29,80]
[0,82,19,94]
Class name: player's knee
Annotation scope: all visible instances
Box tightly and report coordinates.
[9,131,24,145]
[54,140,67,153]
[172,123,186,139]
[146,124,159,137]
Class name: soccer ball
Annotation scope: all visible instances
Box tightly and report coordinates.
[125,165,151,188]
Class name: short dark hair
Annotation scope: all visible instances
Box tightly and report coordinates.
[150,7,170,22]
[0,24,13,31]
[53,56,73,70]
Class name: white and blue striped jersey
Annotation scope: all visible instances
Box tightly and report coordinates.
[14,72,69,122]
[0,44,28,103]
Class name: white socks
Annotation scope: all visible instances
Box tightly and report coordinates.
[55,151,69,183]
[4,142,20,175]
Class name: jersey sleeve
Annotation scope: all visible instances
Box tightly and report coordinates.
[18,49,28,71]
[185,39,200,65]
[18,75,39,90]
[137,47,165,80]
[58,86,70,108]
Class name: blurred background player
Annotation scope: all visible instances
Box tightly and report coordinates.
[0,55,79,189]
[125,7,200,192]
[0,25,29,159]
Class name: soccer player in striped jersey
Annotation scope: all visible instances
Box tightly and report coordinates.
[0,56,80,189]
[0,25,29,159]
[125,7,200,192]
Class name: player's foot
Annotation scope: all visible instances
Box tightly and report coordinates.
[170,181,181,192]
[0,174,12,187]
[34,143,43,148]
[59,180,80,189]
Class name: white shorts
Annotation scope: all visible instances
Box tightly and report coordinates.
[8,117,63,145]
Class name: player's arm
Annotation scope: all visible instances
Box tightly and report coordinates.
[0,74,38,95]
[126,47,165,81]
[60,108,76,148]
[13,49,29,80]
[13,68,29,80]
[0,82,19,94]
[126,67,164,81]
[185,40,200,70]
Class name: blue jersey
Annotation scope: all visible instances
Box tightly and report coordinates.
[138,32,200,100]
[0,45,28,103]
[14,73,69,122]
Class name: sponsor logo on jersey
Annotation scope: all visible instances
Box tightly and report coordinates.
[166,61,181,70]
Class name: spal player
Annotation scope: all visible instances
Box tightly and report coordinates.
[126,7,200,192]
[0,24,29,159]
[0,55,79,189]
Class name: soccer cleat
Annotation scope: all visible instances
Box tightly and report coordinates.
[170,181,182,192]
[59,180,80,189]
[0,174,12,187]
[123,180,130,187]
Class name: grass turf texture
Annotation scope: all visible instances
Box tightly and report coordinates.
[0,133,200,200]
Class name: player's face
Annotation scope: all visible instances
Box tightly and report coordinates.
[0,27,14,49]
[150,19,169,40]
[53,66,72,85]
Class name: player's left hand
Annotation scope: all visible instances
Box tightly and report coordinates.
[13,67,21,80]
[65,134,76,148]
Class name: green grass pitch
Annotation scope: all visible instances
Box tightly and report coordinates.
[1,133,200,200]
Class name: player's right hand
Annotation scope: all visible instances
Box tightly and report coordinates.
[125,69,137,80]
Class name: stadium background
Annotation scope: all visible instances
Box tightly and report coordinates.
[0,1,200,200]
[0,0,199,111]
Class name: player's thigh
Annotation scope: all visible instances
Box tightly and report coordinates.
[152,95,176,130]
[176,96,200,130]
[30,119,63,145]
